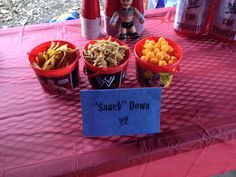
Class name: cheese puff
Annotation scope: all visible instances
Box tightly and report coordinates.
[161,44,169,52]
[162,52,171,61]
[159,60,168,67]
[142,49,146,55]
[158,37,166,44]
[144,42,149,49]
[153,47,160,54]
[146,43,154,50]
[156,52,165,60]
[170,56,177,61]
[146,51,155,59]
[141,55,146,60]
[168,46,174,54]
[149,40,156,46]
[142,49,149,56]
[168,56,177,64]
[161,41,169,46]
[168,59,176,65]
[146,49,153,56]
[154,43,161,49]
[146,39,150,43]
[141,56,149,62]
[150,57,158,65]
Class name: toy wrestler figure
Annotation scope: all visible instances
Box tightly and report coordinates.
[110,0,145,40]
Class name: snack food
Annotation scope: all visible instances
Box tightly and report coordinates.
[83,37,130,89]
[134,36,182,87]
[33,41,78,70]
[28,41,80,94]
[83,36,128,68]
[140,37,178,67]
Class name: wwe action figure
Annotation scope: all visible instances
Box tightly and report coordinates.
[110,0,145,40]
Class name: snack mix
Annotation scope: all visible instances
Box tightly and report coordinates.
[83,36,128,68]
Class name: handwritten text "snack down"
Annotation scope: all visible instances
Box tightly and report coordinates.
[93,101,150,112]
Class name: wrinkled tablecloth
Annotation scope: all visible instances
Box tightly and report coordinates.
[0,7,236,177]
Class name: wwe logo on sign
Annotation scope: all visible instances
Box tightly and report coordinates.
[97,76,115,87]
[187,0,200,9]
[118,116,129,127]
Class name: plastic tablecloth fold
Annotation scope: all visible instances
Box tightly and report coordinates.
[0,8,236,177]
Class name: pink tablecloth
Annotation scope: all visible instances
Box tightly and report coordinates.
[0,8,236,177]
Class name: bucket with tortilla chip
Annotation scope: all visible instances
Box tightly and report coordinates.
[28,40,80,94]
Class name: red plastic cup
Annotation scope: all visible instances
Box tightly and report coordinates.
[83,37,130,89]
[105,0,119,17]
[28,41,80,94]
[132,0,144,14]
[81,0,101,39]
[134,36,183,87]
[82,0,100,19]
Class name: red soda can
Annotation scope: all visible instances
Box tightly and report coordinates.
[174,0,213,36]
[209,0,236,43]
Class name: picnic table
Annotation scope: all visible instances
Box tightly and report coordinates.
[0,7,236,177]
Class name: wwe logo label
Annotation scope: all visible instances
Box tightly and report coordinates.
[187,0,200,9]
[97,75,115,87]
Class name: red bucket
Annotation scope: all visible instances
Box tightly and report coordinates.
[28,40,80,94]
[83,37,130,89]
[134,36,183,87]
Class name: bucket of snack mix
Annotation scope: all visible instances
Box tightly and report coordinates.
[83,36,130,89]
[134,36,182,87]
[28,41,80,94]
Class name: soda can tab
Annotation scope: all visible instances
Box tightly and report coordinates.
[209,0,236,43]
[174,0,212,35]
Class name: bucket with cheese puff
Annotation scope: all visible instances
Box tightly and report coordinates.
[134,36,183,87]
